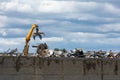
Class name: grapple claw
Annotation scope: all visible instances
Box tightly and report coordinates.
[32,25,45,40]
[33,32,45,40]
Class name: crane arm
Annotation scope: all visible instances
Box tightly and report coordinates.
[22,24,37,56]
[26,24,37,42]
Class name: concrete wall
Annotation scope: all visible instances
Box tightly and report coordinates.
[0,56,120,80]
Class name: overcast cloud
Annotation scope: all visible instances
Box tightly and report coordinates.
[0,0,120,52]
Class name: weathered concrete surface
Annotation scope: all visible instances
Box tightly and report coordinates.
[0,56,120,80]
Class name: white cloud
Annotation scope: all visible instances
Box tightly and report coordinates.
[71,38,89,43]
[66,32,120,46]
[0,37,64,52]
[7,28,28,35]
[0,28,28,37]
[0,14,59,27]
[0,38,24,45]
[0,15,8,27]
[0,37,25,52]
[0,0,120,51]
[96,37,120,45]
[0,30,7,36]
[97,23,120,32]
[38,1,73,13]
[104,3,120,15]
[68,32,106,39]
[43,37,64,42]
[0,48,3,52]
[0,0,120,16]
[1,0,120,26]
[0,15,32,28]
[38,1,97,13]
[33,37,64,43]
[0,1,32,13]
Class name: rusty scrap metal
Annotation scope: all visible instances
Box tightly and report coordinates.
[32,43,49,57]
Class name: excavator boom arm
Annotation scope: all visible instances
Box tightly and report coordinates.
[25,24,37,42]
[22,24,37,56]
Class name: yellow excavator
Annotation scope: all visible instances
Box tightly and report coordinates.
[22,24,44,56]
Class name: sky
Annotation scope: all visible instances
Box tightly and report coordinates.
[0,0,120,53]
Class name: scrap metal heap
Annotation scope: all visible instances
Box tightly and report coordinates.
[32,43,50,57]
[1,24,119,59]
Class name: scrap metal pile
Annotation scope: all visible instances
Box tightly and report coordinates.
[32,47,120,58]
[1,47,120,59]
[0,24,120,58]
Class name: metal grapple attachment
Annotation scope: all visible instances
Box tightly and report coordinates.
[33,26,45,40]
